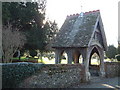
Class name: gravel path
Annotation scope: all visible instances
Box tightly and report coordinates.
[71,77,120,89]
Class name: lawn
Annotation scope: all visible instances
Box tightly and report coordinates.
[38,58,118,65]
[11,56,118,65]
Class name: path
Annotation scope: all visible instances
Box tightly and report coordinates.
[71,77,120,89]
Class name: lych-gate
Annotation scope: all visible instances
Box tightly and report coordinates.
[52,10,107,81]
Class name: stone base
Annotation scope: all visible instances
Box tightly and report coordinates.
[85,72,91,81]
[100,71,105,77]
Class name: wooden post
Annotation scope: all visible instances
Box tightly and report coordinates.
[74,51,80,63]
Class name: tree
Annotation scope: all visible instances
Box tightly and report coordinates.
[2,1,58,60]
[2,2,46,52]
[2,24,26,63]
[29,50,37,57]
[115,43,120,61]
[117,45,120,54]
[106,45,117,59]
[2,2,46,31]
[44,20,59,51]
[45,20,59,43]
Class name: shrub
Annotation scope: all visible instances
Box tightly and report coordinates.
[29,50,37,57]
[115,54,120,61]
[2,63,45,88]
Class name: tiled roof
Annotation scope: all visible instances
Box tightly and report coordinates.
[52,10,101,48]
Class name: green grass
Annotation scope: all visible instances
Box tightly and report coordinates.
[11,56,118,64]
[11,56,38,62]
[40,58,118,65]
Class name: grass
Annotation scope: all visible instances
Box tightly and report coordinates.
[11,56,38,62]
[40,58,118,65]
[38,57,55,64]
[11,56,118,65]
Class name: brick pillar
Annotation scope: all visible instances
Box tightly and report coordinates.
[55,49,62,64]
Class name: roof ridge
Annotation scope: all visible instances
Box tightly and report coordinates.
[67,10,100,17]
[84,10,100,14]
[67,13,79,17]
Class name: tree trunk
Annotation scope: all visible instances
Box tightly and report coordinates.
[40,52,43,62]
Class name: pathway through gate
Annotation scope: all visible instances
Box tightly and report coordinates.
[71,77,120,89]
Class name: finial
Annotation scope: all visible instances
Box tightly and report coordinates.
[81,5,83,12]
[79,5,84,17]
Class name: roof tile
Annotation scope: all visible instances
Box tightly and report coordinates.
[52,10,100,48]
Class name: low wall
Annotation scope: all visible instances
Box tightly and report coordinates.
[2,63,85,88]
[3,62,119,88]
[19,64,85,88]
[104,62,120,78]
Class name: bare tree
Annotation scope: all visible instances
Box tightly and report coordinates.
[2,24,26,63]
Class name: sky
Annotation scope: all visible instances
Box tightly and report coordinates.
[46,0,119,47]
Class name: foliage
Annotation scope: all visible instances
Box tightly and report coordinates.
[2,1,58,64]
[115,54,120,61]
[24,27,46,51]
[29,50,37,57]
[2,63,45,88]
[117,45,120,54]
[2,1,58,56]
[2,25,26,63]
[44,20,59,43]
[106,45,117,59]
[2,2,46,30]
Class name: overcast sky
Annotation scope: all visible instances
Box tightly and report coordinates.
[46,0,119,47]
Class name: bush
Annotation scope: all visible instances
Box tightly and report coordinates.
[29,50,37,57]
[2,63,45,88]
[115,54,120,61]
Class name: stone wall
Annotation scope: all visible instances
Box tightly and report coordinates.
[19,64,85,88]
[104,62,120,78]
[89,65,100,76]
[3,62,119,88]
[2,63,86,88]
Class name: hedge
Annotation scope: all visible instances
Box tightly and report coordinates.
[2,62,45,88]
